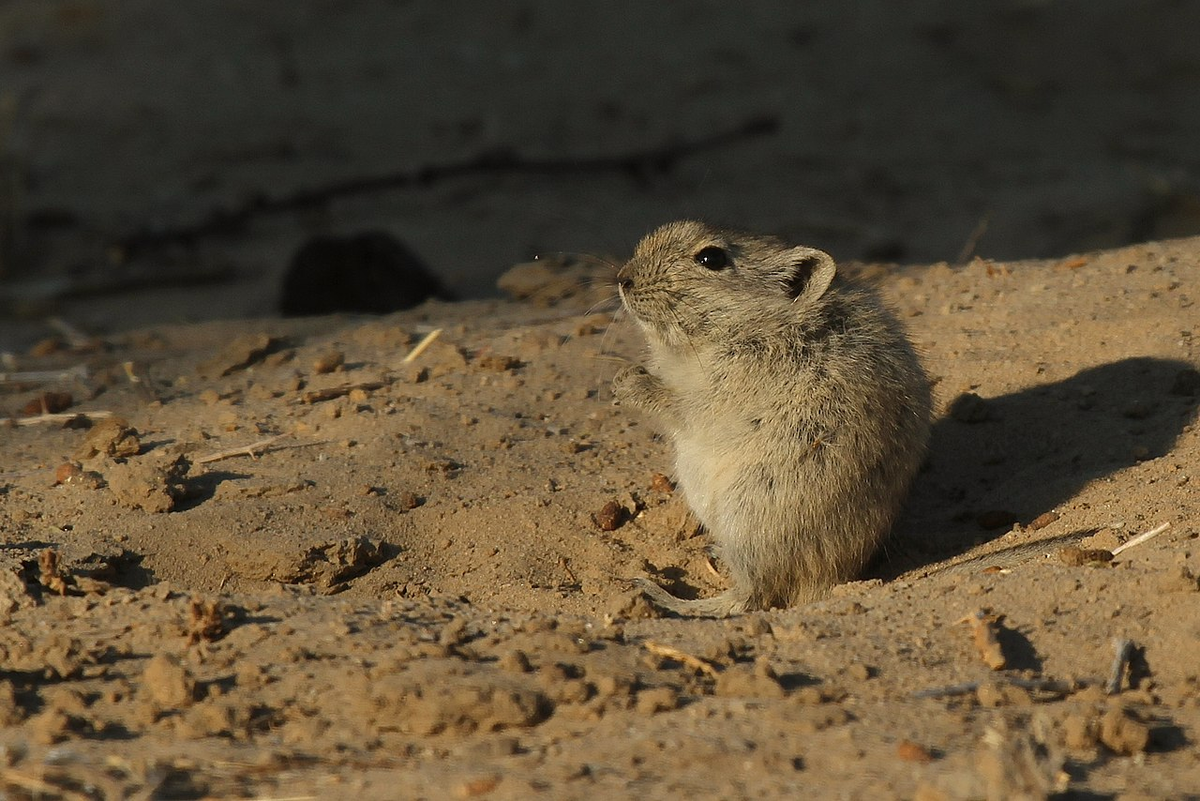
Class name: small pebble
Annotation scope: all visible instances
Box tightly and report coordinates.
[312,349,345,375]
[592,501,626,531]
[896,740,933,763]
[650,473,675,493]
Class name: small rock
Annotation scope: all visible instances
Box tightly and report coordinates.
[106,454,190,513]
[607,588,657,620]
[592,500,626,531]
[142,653,196,709]
[312,349,345,375]
[896,740,934,763]
[1099,708,1150,755]
[75,417,141,460]
[396,490,423,511]
[475,354,521,371]
[715,658,785,699]
[455,775,501,798]
[635,686,679,715]
[1063,714,1098,750]
[54,461,83,485]
[199,333,281,377]
[846,663,872,682]
[650,473,675,493]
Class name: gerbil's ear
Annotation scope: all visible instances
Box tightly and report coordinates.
[783,247,836,302]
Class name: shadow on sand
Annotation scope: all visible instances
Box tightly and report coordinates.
[877,356,1198,577]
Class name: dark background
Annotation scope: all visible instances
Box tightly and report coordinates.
[2,0,1198,339]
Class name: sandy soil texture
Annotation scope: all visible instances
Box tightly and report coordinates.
[1,236,1198,798]
[1,2,1200,799]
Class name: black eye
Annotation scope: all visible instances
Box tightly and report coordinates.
[694,246,729,270]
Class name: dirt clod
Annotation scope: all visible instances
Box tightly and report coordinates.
[106,454,190,513]
[312,348,345,374]
[896,740,934,763]
[1099,708,1150,755]
[142,653,197,709]
[75,416,141,460]
[199,333,282,377]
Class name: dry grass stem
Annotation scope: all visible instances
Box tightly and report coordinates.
[643,641,719,677]
[3,410,112,427]
[195,434,289,464]
[0,365,89,385]
[402,328,442,364]
[47,316,95,348]
[1111,522,1170,556]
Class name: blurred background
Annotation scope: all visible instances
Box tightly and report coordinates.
[1,0,1198,341]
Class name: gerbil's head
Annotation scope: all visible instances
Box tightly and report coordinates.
[616,220,836,347]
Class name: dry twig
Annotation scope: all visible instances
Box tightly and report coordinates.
[403,328,442,364]
[1111,522,1170,556]
[296,380,388,404]
[194,435,287,464]
[642,641,719,678]
[2,410,112,427]
[194,436,330,464]
[0,365,89,385]
[0,767,93,801]
[47,316,96,349]
[955,214,991,264]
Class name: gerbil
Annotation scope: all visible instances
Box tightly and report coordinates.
[613,220,932,617]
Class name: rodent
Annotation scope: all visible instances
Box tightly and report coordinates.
[612,220,932,617]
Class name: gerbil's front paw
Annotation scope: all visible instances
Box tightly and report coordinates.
[611,363,654,406]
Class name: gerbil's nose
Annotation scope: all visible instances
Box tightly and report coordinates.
[616,268,633,292]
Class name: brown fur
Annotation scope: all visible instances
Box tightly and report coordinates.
[613,220,932,616]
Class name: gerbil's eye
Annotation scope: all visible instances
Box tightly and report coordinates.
[694,246,729,270]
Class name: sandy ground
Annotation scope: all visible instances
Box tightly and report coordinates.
[1,2,1200,799]
[0,238,1198,798]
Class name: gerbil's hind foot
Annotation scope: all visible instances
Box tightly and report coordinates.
[633,578,748,618]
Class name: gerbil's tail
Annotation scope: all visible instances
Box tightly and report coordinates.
[633,578,749,618]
